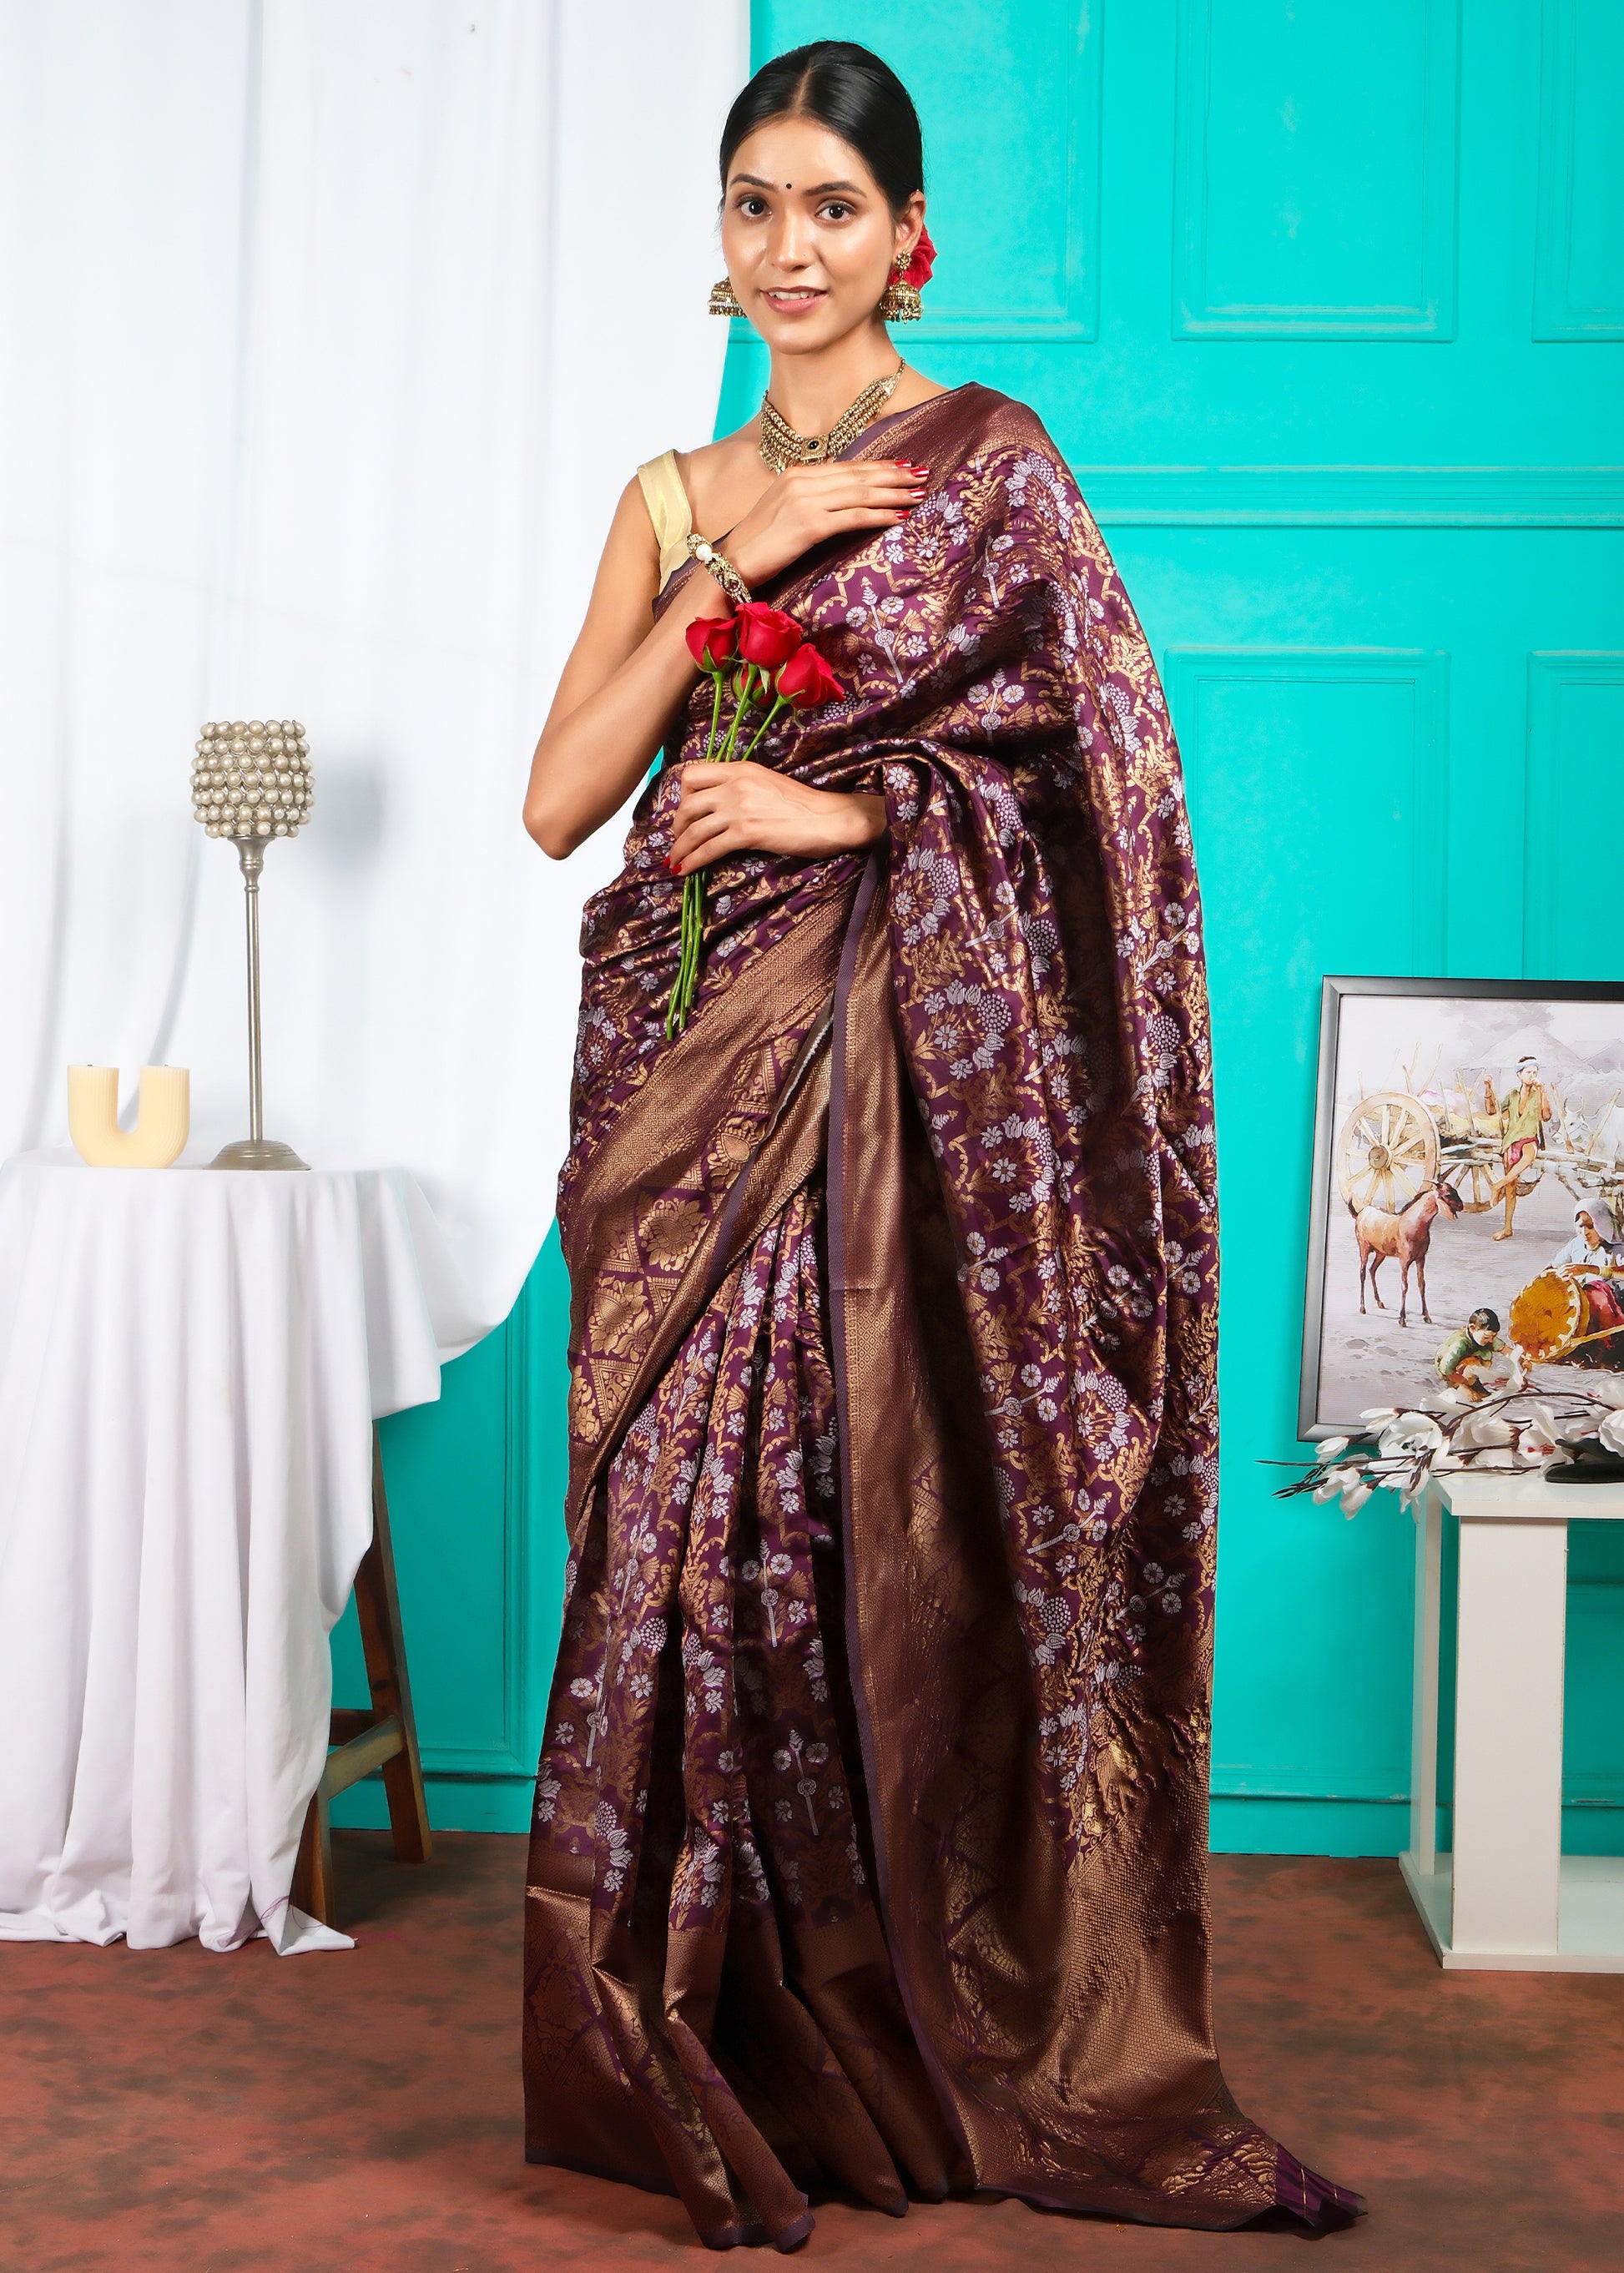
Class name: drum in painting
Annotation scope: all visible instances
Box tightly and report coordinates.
[1509,1268,1589,1364]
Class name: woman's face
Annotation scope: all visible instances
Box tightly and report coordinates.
[721,115,922,355]
[1581,1213,1601,1247]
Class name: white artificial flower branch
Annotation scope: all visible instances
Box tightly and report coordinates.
[1279,1346,1624,1518]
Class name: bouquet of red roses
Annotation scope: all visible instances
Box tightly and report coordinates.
[666,602,844,1036]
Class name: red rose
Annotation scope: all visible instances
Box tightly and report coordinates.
[900,225,936,291]
[735,602,804,667]
[775,642,845,709]
[685,613,738,669]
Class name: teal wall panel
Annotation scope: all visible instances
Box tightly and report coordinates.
[1166,644,1446,1827]
[1173,0,1460,338]
[1533,0,1624,340]
[895,0,1100,339]
[349,1,1624,1848]
[1525,653,1624,977]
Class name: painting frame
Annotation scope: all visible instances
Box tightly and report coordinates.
[1299,975,1624,1439]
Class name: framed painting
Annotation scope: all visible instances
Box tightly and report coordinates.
[1299,976,1624,1439]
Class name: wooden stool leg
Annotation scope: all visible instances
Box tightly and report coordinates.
[288,1425,431,1932]
[354,1426,432,1867]
[291,1782,334,1924]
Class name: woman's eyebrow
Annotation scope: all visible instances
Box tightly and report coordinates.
[727,174,867,195]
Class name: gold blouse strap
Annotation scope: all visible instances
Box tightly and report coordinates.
[635,450,695,587]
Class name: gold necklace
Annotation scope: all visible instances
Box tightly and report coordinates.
[757,360,907,473]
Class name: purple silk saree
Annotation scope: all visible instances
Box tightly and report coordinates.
[522,386,1359,2247]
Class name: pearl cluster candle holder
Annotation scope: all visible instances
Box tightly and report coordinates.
[194,719,314,1170]
[193,718,313,840]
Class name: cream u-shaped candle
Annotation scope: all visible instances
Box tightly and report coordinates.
[68,1066,190,1167]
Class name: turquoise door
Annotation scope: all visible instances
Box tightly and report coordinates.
[341,0,1624,1851]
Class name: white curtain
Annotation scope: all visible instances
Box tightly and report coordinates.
[0,0,747,1348]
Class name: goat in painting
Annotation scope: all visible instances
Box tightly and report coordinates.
[1351,1180,1464,1328]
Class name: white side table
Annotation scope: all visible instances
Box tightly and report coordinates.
[0,1155,468,1955]
[1402,1468,1624,1971]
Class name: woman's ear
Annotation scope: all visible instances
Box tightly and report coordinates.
[895,191,926,264]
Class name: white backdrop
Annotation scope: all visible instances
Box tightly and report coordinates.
[0,0,746,1348]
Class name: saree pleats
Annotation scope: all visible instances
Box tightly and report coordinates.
[525,384,1360,2242]
[527,1159,957,2244]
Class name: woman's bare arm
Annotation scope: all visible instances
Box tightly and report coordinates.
[522,481,730,859]
[523,456,926,860]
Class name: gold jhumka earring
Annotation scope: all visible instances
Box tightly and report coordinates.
[708,276,745,317]
[877,249,923,324]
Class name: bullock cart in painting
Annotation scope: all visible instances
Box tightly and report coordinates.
[1334,1076,1624,1222]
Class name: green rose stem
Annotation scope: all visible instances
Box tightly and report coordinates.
[738,688,792,765]
[665,659,787,1038]
[663,666,724,1039]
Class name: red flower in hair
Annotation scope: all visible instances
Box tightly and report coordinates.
[900,225,936,291]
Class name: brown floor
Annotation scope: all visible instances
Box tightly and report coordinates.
[3,1838,1620,2273]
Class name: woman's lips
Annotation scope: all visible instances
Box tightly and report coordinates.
[760,289,827,315]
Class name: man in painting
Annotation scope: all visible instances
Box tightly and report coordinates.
[1489,1056,1552,1241]
[1435,1307,1504,1400]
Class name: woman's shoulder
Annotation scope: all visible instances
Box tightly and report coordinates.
[891,382,1059,469]
[964,386,1060,456]
[669,433,739,481]
[633,446,685,511]
[672,430,760,539]
[629,434,744,505]
[630,450,694,583]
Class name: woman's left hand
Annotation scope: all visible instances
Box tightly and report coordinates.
[668,762,885,875]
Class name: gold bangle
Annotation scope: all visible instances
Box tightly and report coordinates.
[683,532,750,609]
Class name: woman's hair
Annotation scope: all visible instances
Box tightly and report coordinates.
[719,42,924,216]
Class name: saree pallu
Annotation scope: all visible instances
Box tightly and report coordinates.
[524,385,1360,2246]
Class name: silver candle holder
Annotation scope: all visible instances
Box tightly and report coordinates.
[192,718,315,1170]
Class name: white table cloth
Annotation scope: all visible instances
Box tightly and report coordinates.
[0,1155,472,1954]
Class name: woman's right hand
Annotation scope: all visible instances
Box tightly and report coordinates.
[725,457,928,587]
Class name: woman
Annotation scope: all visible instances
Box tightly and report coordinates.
[1554,1202,1624,1358]
[521,41,1359,2249]
[1554,1200,1624,1276]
